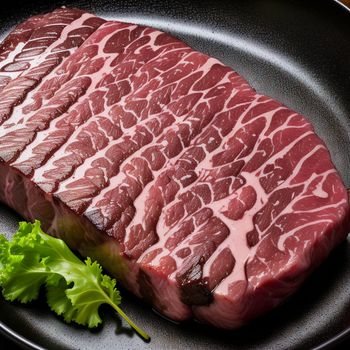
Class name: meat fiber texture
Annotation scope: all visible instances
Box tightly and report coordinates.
[0,8,349,329]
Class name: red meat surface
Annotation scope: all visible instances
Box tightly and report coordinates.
[0,8,348,329]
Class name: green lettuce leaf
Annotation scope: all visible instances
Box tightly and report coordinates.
[0,221,149,340]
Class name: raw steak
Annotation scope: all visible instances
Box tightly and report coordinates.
[0,12,45,91]
[0,8,105,125]
[0,9,348,329]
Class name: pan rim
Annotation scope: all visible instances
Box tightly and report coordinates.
[0,320,44,350]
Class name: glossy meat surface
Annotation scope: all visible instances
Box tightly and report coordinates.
[0,8,348,329]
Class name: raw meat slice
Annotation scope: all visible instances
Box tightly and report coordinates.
[12,28,191,182]
[0,9,348,329]
[0,8,105,126]
[0,13,45,90]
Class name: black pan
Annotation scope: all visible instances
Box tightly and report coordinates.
[1,0,350,349]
